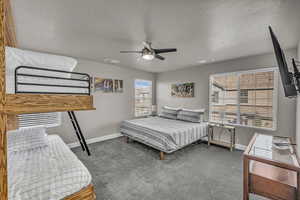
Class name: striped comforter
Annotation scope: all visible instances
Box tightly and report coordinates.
[120,117,208,153]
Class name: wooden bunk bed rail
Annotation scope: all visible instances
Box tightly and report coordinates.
[3,94,95,114]
[64,184,96,200]
[7,114,18,130]
[4,0,17,47]
[1,0,8,198]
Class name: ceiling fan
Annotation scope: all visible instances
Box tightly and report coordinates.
[120,42,177,61]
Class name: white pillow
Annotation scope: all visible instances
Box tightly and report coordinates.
[7,125,48,153]
[163,106,181,111]
[159,106,181,120]
[181,108,205,113]
[177,108,205,123]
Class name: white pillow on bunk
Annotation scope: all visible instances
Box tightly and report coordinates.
[7,125,48,153]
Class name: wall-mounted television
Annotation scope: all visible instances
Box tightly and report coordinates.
[269,26,298,97]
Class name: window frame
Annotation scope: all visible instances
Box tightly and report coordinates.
[134,79,153,117]
[209,67,278,131]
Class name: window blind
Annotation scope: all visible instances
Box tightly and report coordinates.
[209,68,278,130]
[18,112,61,128]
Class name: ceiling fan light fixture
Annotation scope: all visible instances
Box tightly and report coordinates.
[120,42,176,61]
[142,53,155,60]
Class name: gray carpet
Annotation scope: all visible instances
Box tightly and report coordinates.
[73,137,266,200]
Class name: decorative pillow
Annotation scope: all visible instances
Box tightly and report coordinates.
[159,106,181,120]
[7,125,48,153]
[177,108,205,123]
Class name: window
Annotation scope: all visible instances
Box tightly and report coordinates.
[18,112,61,128]
[240,89,249,103]
[135,79,153,117]
[212,91,219,103]
[209,68,278,130]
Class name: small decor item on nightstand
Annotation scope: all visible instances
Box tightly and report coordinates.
[208,122,236,151]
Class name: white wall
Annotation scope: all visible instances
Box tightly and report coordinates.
[297,41,300,156]
[157,49,297,146]
[47,48,298,147]
[48,58,155,144]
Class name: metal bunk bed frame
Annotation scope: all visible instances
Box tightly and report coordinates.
[15,66,92,156]
[15,66,91,95]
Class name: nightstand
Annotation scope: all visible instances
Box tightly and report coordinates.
[243,134,300,200]
[208,123,236,151]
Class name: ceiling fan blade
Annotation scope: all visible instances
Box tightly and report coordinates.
[120,51,142,53]
[154,48,177,54]
[155,54,165,60]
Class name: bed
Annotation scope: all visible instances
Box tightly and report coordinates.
[1,3,95,200]
[5,47,95,200]
[120,116,208,159]
[8,134,93,200]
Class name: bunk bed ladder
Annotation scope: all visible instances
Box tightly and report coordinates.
[68,111,91,156]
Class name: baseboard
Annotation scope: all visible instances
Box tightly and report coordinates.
[234,143,247,151]
[67,133,122,149]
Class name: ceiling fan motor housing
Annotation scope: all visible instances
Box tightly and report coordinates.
[142,48,155,60]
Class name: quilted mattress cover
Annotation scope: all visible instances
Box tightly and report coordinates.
[8,135,92,200]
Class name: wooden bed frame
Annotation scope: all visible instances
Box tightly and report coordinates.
[64,184,96,200]
[125,136,165,160]
[0,0,96,199]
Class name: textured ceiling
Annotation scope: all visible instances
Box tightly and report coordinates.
[11,0,300,72]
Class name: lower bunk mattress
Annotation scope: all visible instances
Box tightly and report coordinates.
[8,135,92,200]
[120,117,208,153]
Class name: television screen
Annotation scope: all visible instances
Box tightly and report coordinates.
[269,26,297,97]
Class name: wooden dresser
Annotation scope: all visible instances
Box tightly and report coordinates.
[243,133,300,200]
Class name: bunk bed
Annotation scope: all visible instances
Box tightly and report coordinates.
[0,0,96,199]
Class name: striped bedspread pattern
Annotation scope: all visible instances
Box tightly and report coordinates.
[120,117,208,153]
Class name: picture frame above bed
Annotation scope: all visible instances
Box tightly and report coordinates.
[114,79,124,93]
[93,77,123,93]
[171,82,194,97]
